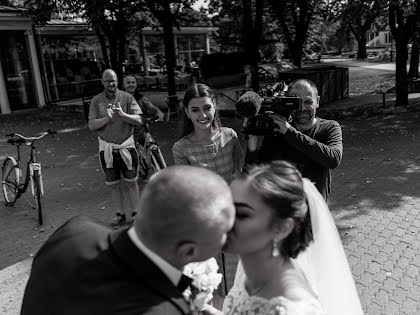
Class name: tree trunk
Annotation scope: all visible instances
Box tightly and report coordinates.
[356,35,367,59]
[94,27,110,70]
[395,40,409,106]
[408,38,419,79]
[241,0,263,91]
[116,26,127,87]
[109,38,119,75]
[160,2,178,112]
[290,45,302,68]
[162,23,177,99]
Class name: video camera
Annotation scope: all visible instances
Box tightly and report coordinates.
[236,81,302,136]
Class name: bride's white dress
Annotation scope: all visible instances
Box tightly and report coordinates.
[222,179,364,315]
[222,262,325,315]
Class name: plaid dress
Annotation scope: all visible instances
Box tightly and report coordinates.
[172,127,244,295]
[172,127,243,183]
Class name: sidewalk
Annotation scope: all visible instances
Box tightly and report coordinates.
[1,91,420,314]
[318,92,420,120]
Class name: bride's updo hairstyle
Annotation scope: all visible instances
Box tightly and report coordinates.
[242,160,313,258]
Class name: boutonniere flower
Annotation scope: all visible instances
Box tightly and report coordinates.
[183,258,223,312]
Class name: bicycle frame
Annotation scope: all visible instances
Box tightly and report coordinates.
[13,140,44,198]
[139,128,157,164]
[144,126,166,168]
[136,118,167,179]
[2,130,55,226]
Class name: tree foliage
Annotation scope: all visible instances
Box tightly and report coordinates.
[143,0,197,100]
[0,0,24,7]
[209,0,245,52]
[177,6,212,26]
[267,0,319,68]
[25,0,149,84]
[209,0,266,89]
[331,0,387,59]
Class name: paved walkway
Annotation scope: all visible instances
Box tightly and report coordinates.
[1,90,420,314]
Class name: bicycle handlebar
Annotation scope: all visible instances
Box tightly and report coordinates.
[142,116,161,125]
[5,129,57,141]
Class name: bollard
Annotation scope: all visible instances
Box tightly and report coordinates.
[381,85,387,108]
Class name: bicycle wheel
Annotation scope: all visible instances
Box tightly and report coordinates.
[151,147,166,171]
[32,170,43,225]
[2,157,20,205]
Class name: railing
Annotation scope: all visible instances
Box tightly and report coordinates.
[215,91,238,103]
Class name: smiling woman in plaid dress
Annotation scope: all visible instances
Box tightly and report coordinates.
[172,84,244,303]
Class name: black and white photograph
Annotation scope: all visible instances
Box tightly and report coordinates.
[0,0,419,314]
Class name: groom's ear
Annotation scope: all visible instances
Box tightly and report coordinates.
[175,241,198,264]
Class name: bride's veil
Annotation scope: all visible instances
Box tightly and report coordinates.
[294,178,364,315]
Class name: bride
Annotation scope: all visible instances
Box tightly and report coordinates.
[204,160,363,315]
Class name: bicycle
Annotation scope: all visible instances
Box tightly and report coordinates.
[135,117,167,179]
[2,129,57,225]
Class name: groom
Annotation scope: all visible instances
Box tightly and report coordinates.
[20,166,236,315]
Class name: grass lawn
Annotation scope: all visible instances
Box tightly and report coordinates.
[348,67,395,94]
[322,59,396,94]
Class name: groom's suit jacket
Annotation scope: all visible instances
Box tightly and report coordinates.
[21,215,191,315]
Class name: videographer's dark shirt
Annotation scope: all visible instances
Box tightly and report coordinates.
[246,117,342,201]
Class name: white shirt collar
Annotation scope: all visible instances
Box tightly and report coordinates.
[127,227,182,286]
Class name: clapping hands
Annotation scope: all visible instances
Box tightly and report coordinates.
[106,103,114,119]
[112,102,125,118]
[107,102,125,120]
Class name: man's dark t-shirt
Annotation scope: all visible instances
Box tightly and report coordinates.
[246,118,343,201]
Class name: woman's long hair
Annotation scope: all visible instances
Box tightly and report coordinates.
[178,84,222,140]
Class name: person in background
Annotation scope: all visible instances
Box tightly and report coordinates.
[172,83,244,306]
[123,75,165,121]
[123,75,165,145]
[245,79,342,201]
[88,69,142,228]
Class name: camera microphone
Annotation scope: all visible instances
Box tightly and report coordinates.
[235,91,262,118]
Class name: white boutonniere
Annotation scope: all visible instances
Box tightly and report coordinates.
[182,258,223,313]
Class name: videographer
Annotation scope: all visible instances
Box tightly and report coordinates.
[242,79,342,201]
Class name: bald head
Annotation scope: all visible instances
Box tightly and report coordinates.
[102,69,117,80]
[123,75,137,94]
[287,79,318,98]
[123,75,136,84]
[135,166,235,258]
[101,69,118,94]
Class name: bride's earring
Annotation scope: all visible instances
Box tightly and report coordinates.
[272,238,280,257]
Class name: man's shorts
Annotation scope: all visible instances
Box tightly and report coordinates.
[99,148,139,185]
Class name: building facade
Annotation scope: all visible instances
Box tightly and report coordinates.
[0,5,216,114]
[0,5,45,114]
